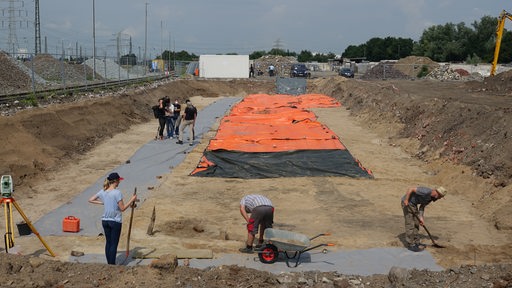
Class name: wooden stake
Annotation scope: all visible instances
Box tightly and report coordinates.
[147,206,156,235]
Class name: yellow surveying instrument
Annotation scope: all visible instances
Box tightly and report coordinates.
[1,175,55,257]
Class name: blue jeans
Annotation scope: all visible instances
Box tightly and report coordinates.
[102,220,122,265]
[166,116,175,138]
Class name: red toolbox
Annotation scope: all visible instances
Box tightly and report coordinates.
[62,216,80,233]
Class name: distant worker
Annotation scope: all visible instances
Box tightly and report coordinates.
[401,186,447,252]
[239,194,274,253]
[88,172,137,265]
[176,99,197,146]
[249,64,255,78]
[268,64,275,77]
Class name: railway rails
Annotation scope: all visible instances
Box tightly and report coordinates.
[0,74,169,105]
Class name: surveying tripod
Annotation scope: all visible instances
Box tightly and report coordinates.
[1,175,55,257]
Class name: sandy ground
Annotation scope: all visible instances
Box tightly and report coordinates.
[0,76,511,287]
[10,90,512,269]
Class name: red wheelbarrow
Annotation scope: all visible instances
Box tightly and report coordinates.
[257,228,334,267]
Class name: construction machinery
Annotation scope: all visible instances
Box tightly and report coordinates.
[491,10,512,76]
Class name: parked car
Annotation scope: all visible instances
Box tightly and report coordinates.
[290,63,311,78]
[339,67,354,78]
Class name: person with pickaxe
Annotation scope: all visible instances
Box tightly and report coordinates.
[401,186,447,252]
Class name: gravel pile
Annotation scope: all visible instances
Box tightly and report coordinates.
[0,51,35,94]
[24,54,96,84]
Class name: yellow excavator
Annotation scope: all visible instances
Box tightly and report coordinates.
[491,10,512,76]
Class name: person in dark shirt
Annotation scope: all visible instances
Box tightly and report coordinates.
[173,100,181,136]
[156,98,167,140]
[249,64,255,78]
[176,99,197,146]
[401,186,447,252]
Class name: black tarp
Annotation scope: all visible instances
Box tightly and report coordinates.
[191,149,373,179]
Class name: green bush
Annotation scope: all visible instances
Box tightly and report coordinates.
[417,65,430,78]
[21,94,38,107]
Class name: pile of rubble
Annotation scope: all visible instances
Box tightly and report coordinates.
[361,61,410,80]
[425,65,463,80]
[253,55,297,76]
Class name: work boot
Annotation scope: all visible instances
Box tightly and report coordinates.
[239,246,253,254]
[408,244,424,252]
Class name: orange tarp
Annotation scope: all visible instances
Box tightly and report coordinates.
[206,93,343,153]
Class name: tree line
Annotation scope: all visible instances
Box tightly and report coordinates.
[155,14,511,64]
[343,15,510,64]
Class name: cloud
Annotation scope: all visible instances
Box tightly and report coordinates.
[46,20,73,31]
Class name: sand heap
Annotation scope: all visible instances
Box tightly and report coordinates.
[394,56,440,78]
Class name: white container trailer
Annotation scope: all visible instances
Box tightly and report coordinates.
[199,55,249,78]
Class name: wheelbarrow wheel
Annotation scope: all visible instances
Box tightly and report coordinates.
[258,244,278,264]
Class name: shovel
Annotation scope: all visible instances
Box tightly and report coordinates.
[407,206,445,248]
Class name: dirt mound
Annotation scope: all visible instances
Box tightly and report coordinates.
[395,56,440,78]
[311,77,512,189]
[467,69,512,93]
[0,252,510,287]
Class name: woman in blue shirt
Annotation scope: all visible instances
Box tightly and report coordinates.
[89,172,137,264]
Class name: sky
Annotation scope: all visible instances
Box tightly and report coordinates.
[0,0,510,58]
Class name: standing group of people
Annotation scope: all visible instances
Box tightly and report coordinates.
[155,97,197,146]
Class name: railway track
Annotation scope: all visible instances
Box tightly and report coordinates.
[0,75,170,105]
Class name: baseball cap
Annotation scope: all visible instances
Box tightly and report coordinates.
[436,186,447,197]
[107,172,124,181]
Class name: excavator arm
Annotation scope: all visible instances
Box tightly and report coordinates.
[491,10,512,76]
